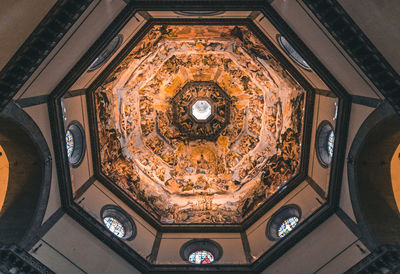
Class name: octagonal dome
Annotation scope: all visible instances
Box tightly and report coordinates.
[93,25,307,224]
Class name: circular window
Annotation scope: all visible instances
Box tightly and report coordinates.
[173,11,225,16]
[180,239,222,264]
[88,34,123,72]
[277,34,311,71]
[101,205,136,241]
[266,204,301,241]
[316,120,335,168]
[65,121,86,168]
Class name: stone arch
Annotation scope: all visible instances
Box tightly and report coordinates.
[348,101,400,249]
[0,102,52,247]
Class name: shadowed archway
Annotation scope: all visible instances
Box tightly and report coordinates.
[0,102,52,248]
[348,101,400,249]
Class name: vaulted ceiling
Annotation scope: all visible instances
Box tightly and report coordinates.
[50,4,346,270]
[1,0,400,273]
[93,24,307,225]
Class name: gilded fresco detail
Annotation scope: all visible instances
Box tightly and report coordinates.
[172,81,230,140]
[95,25,306,224]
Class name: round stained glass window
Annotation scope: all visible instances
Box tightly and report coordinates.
[188,250,214,264]
[180,239,222,264]
[65,130,74,158]
[100,205,136,241]
[278,216,299,238]
[266,204,301,241]
[316,121,335,168]
[65,121,86,168]
[103,216,125,238]
[277,34,311,71]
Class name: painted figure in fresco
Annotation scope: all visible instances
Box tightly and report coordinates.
[95,25,305,225]
[196,154,209,174]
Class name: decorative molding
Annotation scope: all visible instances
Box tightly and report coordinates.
[137,11,152,20]
[315,88,336,98]
[0,0,94,110]
[336,208,361,239]
[63,89,87,99]
[74,176,96,200]
[147,231,162,263]
[302,0,400,115]
[352,95,382,108]
[306,176,326,200]
[248,11,261,20]
[130,1,266,10]
[15,95,48,108]
[241,231,253,263]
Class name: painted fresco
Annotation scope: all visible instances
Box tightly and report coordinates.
[95,25,306,224]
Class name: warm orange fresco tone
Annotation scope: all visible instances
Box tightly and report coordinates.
[95,25,306,224]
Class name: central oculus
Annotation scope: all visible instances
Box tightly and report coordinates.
[192,100,212,121]
[172,81,231,141]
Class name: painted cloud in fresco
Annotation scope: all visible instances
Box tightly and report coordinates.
[95,25,305,224]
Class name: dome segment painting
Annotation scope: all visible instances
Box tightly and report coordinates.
[94,25,306,224]
[173,81,231,140]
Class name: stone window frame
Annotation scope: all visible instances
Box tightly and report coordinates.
[266,204,302,241]
[65,121,86,168]
[100,205,137,241]
[180,239,223,264]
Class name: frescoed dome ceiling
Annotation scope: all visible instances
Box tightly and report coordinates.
[94,25,306,224]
